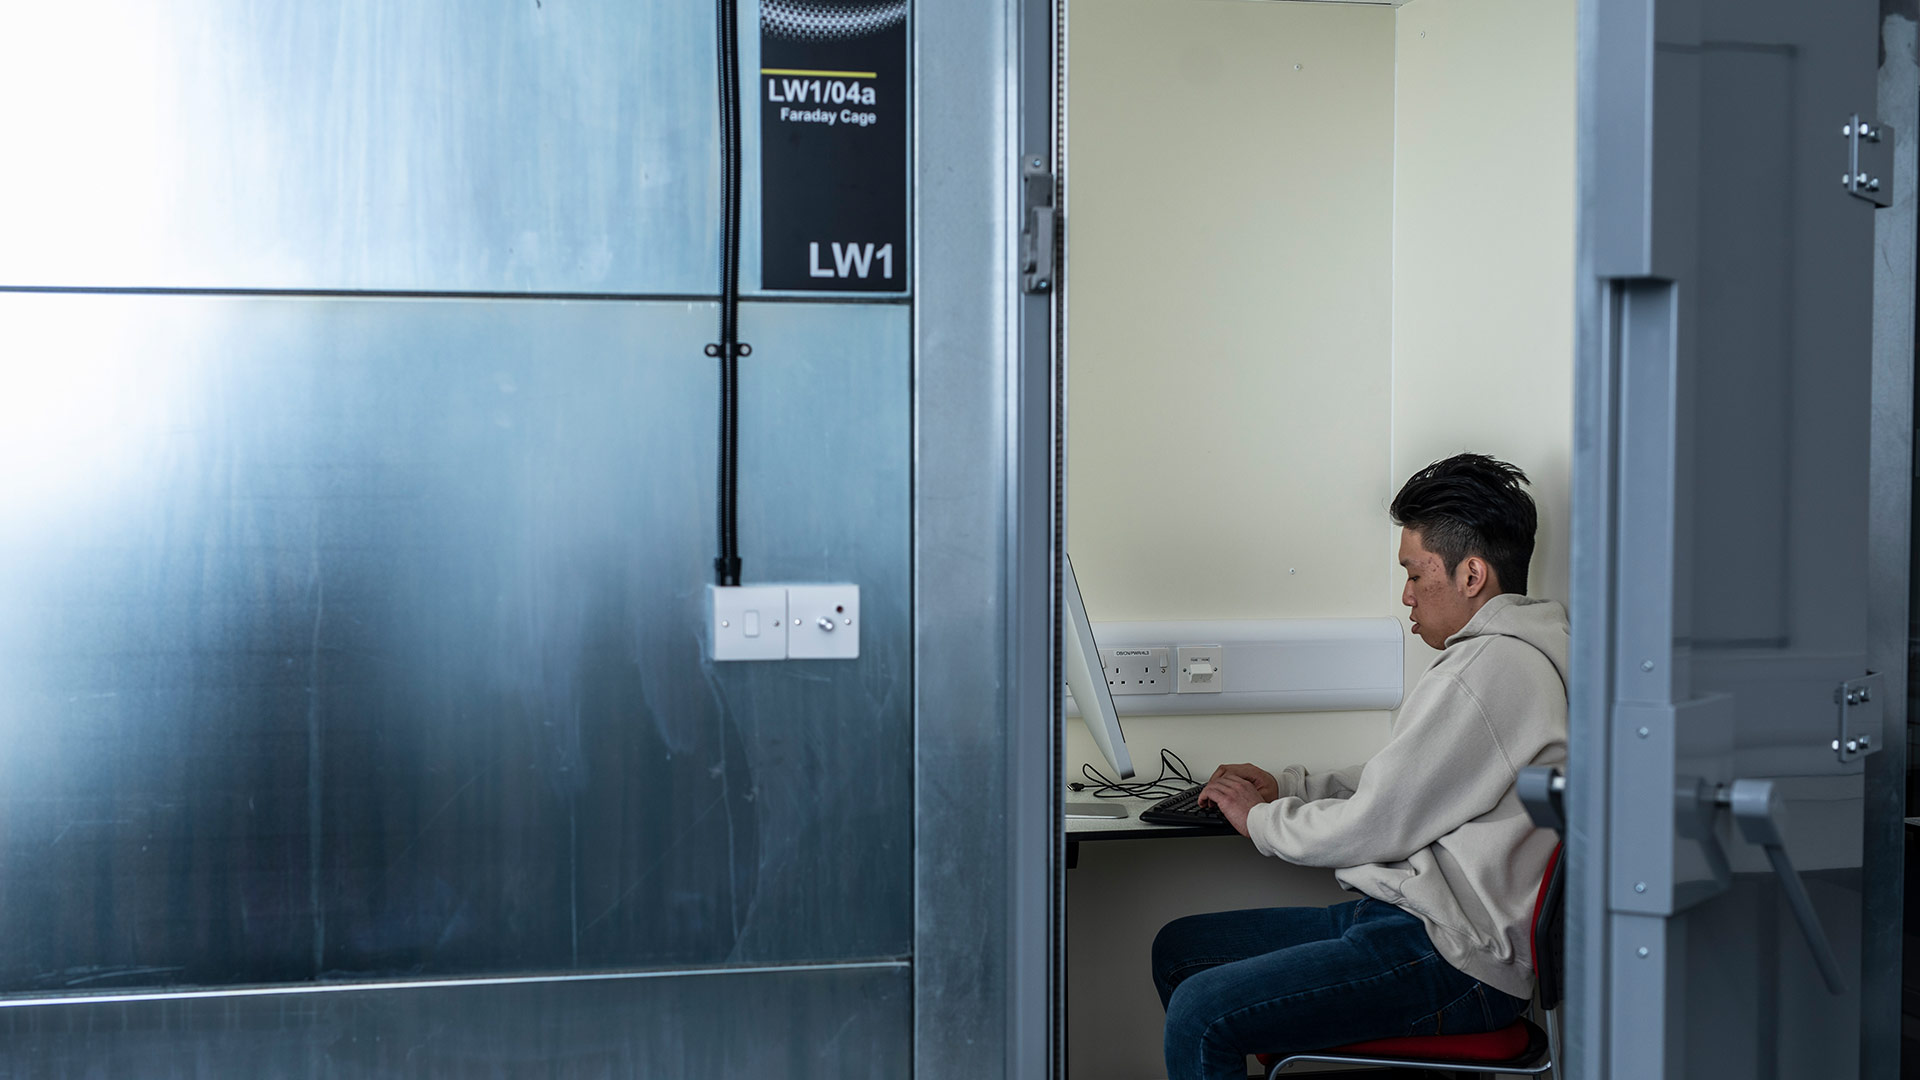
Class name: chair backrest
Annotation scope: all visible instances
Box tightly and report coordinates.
[1529,842,1566,1012]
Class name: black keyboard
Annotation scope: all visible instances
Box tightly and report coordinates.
[1139,784,1232,828]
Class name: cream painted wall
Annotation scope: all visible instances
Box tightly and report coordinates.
[1391,0,1578,644]
[1065,3,1397,1076]
[1067,0,1395,624]
[1063,1,1574,1077]
[1063,0,1400,786]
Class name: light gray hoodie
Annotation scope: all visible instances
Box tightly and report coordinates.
[1243,593,1569,1000]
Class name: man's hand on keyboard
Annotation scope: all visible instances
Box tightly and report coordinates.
[1206,763,1279,803]
[1196,774,1266,838]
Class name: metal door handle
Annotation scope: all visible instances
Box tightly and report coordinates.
[1519,771,1843,993]
[1518,765,1566,832]
[1726,779,1846,995]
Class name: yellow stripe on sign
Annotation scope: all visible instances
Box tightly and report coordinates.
[760,67,878,79]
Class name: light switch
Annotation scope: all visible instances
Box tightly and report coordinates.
[786,584,860,660]
[711,585,788,661]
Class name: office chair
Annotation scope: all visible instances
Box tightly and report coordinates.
[1258,843,1564,1080]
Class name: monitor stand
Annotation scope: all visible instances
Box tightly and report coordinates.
[1064,800,1128,820]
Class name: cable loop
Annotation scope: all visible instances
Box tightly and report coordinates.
[1076,749,1199,801]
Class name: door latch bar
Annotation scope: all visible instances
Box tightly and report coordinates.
[1020,155,1057,294]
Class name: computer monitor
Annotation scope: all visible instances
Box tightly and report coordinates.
[1063,553,1134,781]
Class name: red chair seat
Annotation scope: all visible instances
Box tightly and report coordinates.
[1256,1017,1534,1068]
[1329,1017,1534,1061]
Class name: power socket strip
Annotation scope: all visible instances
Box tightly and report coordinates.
[1065,618,1405,716]
[1099,646,1171,695]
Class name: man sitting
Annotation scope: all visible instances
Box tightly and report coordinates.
[1152,453,1569,1080]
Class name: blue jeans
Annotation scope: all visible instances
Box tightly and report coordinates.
[1152,898,1530,1080]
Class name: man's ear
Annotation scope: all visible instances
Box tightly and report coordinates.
[1460,556,1491,599]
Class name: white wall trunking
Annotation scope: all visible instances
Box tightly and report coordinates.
[1066,618,1405,716]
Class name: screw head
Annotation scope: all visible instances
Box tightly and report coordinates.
[1637,726,1650,738]
[720,620,730,628]
[1860,735,1872,750]
[1641,660,1655,672]
[1833,740,1842,751]
[1637,946,1650,958]
[1847,739,1860,753]
[1635,882,1647,893]
[1861,688,1872,702]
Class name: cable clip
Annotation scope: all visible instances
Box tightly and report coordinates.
[704,342,754,358]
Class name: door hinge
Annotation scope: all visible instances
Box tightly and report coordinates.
[1843,114,1894,207]
[1833,671,1884,761]
[1020,155,1057,294]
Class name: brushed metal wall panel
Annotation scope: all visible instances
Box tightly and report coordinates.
[0,2,717,294]
[0,293,909,991]
[0,965,909,1078]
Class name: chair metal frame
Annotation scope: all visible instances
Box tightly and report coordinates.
[1262,1018,1553,1078]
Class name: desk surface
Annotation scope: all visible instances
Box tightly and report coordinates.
[1065,803,1239,842]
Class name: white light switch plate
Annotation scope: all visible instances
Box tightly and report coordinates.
[710,585,788,661]
[786,584,860,660]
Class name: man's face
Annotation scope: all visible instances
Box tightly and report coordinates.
[1398,528,1474,650]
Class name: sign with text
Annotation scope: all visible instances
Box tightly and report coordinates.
[759,2,907,292]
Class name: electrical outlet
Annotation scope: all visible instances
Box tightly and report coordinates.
[1176,644,1224,693]
[709,585,788,661]
[1100,646,1171,695]
[787,584,860,660]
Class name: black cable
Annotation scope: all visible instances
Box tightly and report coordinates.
[1072,748,1200,802]
[710,0,749,587]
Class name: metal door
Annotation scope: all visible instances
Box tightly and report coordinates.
[1571,0,1909,1076]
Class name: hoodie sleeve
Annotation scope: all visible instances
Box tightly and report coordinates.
[1244,668,1516,868]
[1274,762,1366,802]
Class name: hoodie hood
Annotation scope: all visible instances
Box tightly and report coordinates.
[1445,593,1570,693]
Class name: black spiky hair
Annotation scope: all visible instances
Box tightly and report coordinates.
[1389,453,1538,595]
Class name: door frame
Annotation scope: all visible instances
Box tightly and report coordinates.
[912,0,1062,1076]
